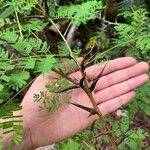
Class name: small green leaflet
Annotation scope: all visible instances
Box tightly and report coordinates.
[56,0,103,25]
[22,18,48,32]
[0,63,15,70]
[46,78,70,93]
[0,84,4,91]
[18,58,36,69]
[25,58,36,69]
[120,116,129,133]
[0,47,9,60]
[34,55,56,73]
[8,71,30,91]
[58,139,83,150]
[0,75,10,82]
[0,144,3,150]
[12,134,22,145]
[34,91,60,112]
[0,18,5,27]
[0,6,14,19]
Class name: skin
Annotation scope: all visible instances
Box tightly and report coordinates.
[18,57,149,149]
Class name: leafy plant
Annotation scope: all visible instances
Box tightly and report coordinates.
[0,0,150,149]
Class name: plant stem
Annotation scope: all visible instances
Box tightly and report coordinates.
[1,78,35,108]
[48,18,80,68]
[51,68,78,85]
[13,1,23,38]
[80,70,118,150]
[38,4,118,149]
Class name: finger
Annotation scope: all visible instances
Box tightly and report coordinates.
[71,57,137,81]
[98,91,136,116]
[85,57,137,80]
[94,62,149,91]
[94,74,149,104]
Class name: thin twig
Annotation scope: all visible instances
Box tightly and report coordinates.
[48,18,80,68]
[94,131,112,138]
[36,4,80,68]
[101,18,119,25]
[51,68,79,85]
[13,0,23,38]
[90,63,107,92]
[54,85,79,93]
[22,15,45,19]
[64,21,72,36]
[79,62,118,149]
[37,4,118,149]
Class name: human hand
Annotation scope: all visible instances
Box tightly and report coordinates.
[21,57,149,149]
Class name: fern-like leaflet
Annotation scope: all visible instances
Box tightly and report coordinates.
[114,9,150,55]
[54,0,103,25]
[34,91,60,112]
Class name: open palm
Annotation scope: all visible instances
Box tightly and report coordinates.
[21,57,149,149]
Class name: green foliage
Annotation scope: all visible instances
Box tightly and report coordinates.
[8,71,30,91]
[57,139,83,150]
[11,0,37,14]
[0,145,3,150]
[0,0,59,146]
[46,78,70,93]
[86,32,109,50]
[54,0,103,25]
[118,0,146,12]
[119,130,148,150]
[34,55,56,73]
[0,0,103,144]
[0,0,150,149]
[22,18,48,32]
[0,47,9,60]
[114,8,150,55]
[34,91,60,112]
[128,81,150,117]
[0,30,50,55]
[136,82,150,116]
[12,134,22,145]
[33,78,70,112]
[112,116,130,137]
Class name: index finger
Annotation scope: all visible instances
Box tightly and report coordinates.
[71,57,137,81]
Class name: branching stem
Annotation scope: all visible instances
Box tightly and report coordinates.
[48,18,80,68]
[80,70,118,150]
[38,4,118,149]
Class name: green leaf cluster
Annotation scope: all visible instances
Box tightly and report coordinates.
[54,0,103,25]
[34,91,60,112]
[0,0,150,149]
[114,9,150,55]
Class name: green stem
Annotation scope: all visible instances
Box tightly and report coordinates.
[37,4,80,68]
[88,34,150,64]
[13,1,23,38]
[81,71,118,150]
[48,18,80,68]
[1,78,35,108]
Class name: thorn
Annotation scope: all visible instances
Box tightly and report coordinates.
[55,85,79,93]
[79,73,86,88]
[58,68,64,73]
[69,102,97,115]
[81,49,93,71]
[90,63,107,92]
[84,52,96,68]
